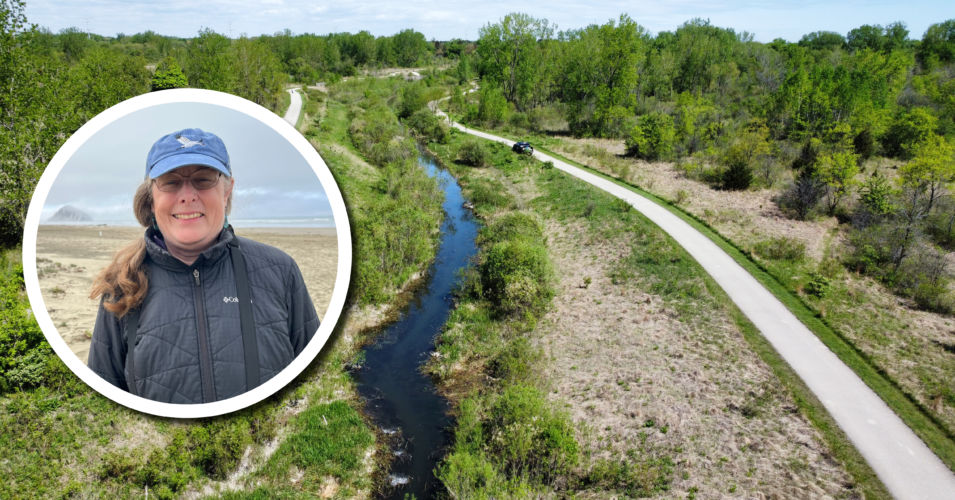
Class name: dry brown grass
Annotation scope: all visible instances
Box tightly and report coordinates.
[549,136,955,434]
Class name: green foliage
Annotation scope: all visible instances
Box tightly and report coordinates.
[625,112,676,160]
[151,56,188,91]
[477,13,555,111]
[585,452,674,497]
[471,84,510,125]
[720,120,772,190]
[817,149,859,215]
[405,108,449,143]
[457,139,490,167]
[753,236,807,262]
[858,173,896,217]
[559,15,647,136]
[917,19,955,69]
[479,239,553,318]
[804,272,830,298]
[883,107,938,159]
[0,254,55,392]
[397,82,428,119]
[265,401,374,480]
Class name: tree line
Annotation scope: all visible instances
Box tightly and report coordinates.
[0,0,440,247]
[460,12,955,312]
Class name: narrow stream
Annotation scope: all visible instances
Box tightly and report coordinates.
[355,149,478,499]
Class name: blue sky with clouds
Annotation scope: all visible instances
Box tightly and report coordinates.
[24,0,955,42]
[41,99,333,226]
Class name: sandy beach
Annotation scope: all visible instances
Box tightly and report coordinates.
[34,224,339,363]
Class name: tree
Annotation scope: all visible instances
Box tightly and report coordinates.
[151,56,188,91]
[183,29,235,92]
[477,13,554,110]
[883,107,938,159]
[898,135,955,214]
[392,29,431,66]
[232,36,286,111]
[917,19,955,68]
[558,15,647,136]
[798,31,845,51]
[817,150,859,215]
[721,120,772,190]
[0,0,75,246]
[625,112,675,161]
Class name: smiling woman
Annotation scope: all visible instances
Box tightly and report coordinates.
[24,89,351,418]
[86,127,319,405]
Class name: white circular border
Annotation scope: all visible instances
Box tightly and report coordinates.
[22,88,352,418]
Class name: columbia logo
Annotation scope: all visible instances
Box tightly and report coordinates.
[223,296,239,303]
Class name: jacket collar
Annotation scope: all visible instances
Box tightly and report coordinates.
[144,225,236,270]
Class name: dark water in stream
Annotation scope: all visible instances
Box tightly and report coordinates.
[355,150,478,499]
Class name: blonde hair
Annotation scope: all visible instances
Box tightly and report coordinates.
[90,177,233,317]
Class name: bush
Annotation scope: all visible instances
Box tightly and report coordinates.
[778,172,825,220]
[753,236,807,261]
[625,112,676,160]
[0,259,55,392]
[458,140,490,167]
[405,108,449,143]
[480,240,553,317]
[485,384,579,484]
[479,212,543,245]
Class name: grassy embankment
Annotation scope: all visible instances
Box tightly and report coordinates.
[0,83,443,499]
[417,121,890,498]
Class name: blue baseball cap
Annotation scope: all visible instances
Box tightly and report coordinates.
[145,128,231,179]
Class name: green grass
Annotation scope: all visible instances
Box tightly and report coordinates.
[258,401,374,494]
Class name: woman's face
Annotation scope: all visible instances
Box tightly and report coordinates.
[151,165,233,262]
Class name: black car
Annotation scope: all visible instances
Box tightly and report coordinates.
[512,141,534,155]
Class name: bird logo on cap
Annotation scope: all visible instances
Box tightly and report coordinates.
[177,135,204,148]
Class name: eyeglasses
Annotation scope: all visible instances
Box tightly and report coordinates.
[154,170,222,192]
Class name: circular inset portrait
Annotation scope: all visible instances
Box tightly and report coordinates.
[22,89,351,418]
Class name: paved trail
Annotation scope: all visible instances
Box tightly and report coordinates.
[283,88,302,126]
[432,105,955,500]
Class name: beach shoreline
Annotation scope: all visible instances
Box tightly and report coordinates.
[34,224,338,363]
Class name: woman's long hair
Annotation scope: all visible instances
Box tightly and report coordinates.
[89,178,233,317]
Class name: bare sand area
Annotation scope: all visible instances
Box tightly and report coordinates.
[34,224,338,363]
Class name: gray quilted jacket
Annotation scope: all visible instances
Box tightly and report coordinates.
[88,226,319,404]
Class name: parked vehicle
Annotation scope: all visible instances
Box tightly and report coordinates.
[512,141,534,155]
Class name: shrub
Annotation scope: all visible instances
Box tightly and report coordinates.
[778,172,825,220]
[405,108,449,143]
[479,239,553,317]
[485,384,579,484]
[486,337,541,384]
[458,140,490,167]
[625,112,676,160]
[753,236,807,261]
[0,260,54,392]
[480,212,543,245]
[804,272,830,298]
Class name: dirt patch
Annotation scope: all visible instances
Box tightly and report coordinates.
[538,218,855,497]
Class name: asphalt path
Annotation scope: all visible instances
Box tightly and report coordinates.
[432,104,955,500]
[283,87,302,126]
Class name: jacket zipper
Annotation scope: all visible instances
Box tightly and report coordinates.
[193,268,216,402]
